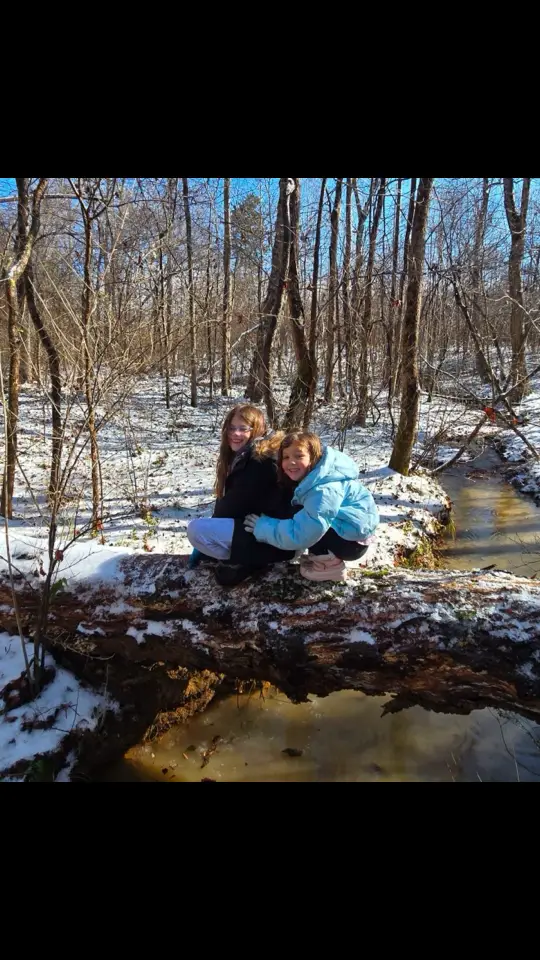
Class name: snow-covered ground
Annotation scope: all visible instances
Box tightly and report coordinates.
[0,631,115,779]
[3,365,540,561]
[1,363,539,779]
[495,381,540,500]
[0,375,463,576]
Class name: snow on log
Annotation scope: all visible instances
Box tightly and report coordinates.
[2,555,540,720]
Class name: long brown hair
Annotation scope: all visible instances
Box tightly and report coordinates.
[214,404,267,496]
[277,431,323,484]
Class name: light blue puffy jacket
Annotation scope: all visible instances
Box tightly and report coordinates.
[253,446,379,551]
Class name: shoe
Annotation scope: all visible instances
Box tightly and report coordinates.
[187,548,203,569]
[214,563,266,586]
[300,551,339,568]
[300,553,346,582]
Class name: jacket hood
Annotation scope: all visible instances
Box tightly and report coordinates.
[295,446,359,497]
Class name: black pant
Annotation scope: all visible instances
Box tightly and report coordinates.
[309,528,369,561]
[231,519,295,567]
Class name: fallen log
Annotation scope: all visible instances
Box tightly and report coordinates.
[2,554,540,720]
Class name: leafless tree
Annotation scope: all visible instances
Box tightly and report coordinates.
[1,177,48,518]
[389,178,434,474]
[503,177,531,401]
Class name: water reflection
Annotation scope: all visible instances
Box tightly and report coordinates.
[441,449,540,577]
[120,690,540,783]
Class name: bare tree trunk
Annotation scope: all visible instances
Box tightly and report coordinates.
[1,177,48,518]
[33,324,41,384]
[503,177,531,401]
[276,312,287,379]
[204,214,214,400]
[336,291,345,398]
[466,177,491,382]
[284,179,313,429]
[356,177,386,426]
[392,177,417,398]
[81,210,101,531]
[182,177,197,407]
[2,277,22,519]
[158,232,169,405]
[350,180,370,394]
[24,316,33,382]
[165,267,173,380]
[386,177,402,398]
[19,303,29,384]
[163,177,177,408]
[245,322,266,402]
[342,178,353,395]
[68,178,117,531]
[324,178,343,402]
[24,262,62,505]
[248,178,294,424]
[389,177,434,474]
[304,177,327,427]
[245,195,266,401]
[221,177,232,395]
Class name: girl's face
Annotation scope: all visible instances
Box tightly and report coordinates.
[227,415,252,453]
[282,444,311,483]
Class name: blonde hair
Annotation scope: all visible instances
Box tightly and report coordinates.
[214,404,267,497]
[278,431,323,483]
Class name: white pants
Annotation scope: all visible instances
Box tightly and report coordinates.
[187,517,235,560]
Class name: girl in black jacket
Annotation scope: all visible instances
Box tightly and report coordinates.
[187,404,294,584]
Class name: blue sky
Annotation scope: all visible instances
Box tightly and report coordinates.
[0,177,16,198]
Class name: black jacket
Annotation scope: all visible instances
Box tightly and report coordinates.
[213,445,295,566]
[213,445,280,520]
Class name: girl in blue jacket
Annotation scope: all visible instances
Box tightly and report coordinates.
[244,431,379,582]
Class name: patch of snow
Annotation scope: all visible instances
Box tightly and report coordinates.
[76,624,105,636]
[519,662,538,682]
[348,628,376,645]
[181,619,209,644]
[126,620,171,645]
[0,632,117,776]
[202,602,222,615]
[55,751,77,781]
[429,604,458,623]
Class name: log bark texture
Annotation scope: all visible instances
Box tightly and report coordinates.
[2,557,540,720]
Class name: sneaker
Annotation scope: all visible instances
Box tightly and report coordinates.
[300,551,334,568]
[300,554,346,582]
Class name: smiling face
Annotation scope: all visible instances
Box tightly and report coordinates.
[281,443,312,483]
[227,415,252,453]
